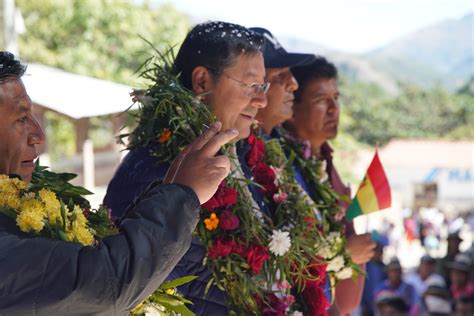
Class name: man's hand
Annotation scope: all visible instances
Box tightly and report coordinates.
[346,233,376,265]
[163,122,238,204]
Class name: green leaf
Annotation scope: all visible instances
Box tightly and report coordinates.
[159,275,198,290]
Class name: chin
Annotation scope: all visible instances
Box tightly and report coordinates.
[21,173,33,183]
[237,126,251,140]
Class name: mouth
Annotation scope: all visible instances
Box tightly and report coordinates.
[240,113,255,121]
[21,157,38,169]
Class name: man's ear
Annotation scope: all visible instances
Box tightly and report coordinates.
[191,66,213,96]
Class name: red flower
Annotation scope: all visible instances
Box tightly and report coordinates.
[202,183,238,211]
[301,260,329,316]
[219,210,240,231]
[202,181,237,212]
[246,245,269,274]
[231,241,248,257]
[208,239,236,258]
[202,196,219,211]
[217,186,238,208]
[253,162,278,197]
[301,283,329,316]
[246,133,265,167]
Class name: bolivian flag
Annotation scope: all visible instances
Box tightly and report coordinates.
[346,151,391,220]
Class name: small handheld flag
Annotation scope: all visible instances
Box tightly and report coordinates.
[346,151,391,220]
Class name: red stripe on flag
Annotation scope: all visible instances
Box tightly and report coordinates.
[366,151,391,209]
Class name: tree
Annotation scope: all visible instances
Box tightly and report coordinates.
[17,0,190,85]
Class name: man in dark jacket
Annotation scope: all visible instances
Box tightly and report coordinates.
[0,51,237,315]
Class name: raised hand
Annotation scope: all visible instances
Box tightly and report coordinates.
[163,122,238,204]
[346,233,377,265]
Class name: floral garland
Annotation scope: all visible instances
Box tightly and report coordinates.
[0,164,195,316]
[274,128,359,281]
[121,49,359,315]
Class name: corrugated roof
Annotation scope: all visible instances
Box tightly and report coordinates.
[379,140,474,168]
[22,64,136,119]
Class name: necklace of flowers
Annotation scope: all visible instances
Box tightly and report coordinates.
[274,127,359,283]
[0,164,196,316]
[120,49,344,315]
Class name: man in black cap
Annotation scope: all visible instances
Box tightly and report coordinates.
[250,27,314,135]
[251,27,376,315]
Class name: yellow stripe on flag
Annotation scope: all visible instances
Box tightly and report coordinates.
[355,176,379,213]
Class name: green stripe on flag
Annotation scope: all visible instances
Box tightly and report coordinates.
[346,197,363,221]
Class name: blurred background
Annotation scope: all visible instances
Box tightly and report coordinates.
[1,0,472,290]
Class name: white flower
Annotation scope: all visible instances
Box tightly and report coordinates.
[319,160,328,182]
[292,311,303,316]
[327,232,342,245]
[327,255,345,272]
[317,244,334,259]
[336,267,353,280]
[269,230,292,256]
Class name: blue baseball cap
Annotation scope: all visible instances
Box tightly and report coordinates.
[250,27,315,68]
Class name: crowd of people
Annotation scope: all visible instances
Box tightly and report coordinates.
[360,231,474,316]
[0,19,471,316]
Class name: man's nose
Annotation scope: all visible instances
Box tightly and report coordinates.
[28,117,45,145]
[251,91,267,109]
[287,75,299,92]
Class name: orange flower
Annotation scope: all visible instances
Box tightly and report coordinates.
[204,213,219,231]
[159,128,172,143]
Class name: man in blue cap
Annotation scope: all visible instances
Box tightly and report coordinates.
[252,27,376,315]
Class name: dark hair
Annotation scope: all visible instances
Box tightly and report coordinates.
[0,51,26,82]
[173,21,264,90]
[291,56,337,102]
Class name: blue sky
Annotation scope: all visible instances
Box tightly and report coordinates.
[152,0,472,53]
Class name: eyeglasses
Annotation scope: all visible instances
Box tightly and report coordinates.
[222,73,270,98]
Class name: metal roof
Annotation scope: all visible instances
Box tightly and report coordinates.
[22,64,135,119]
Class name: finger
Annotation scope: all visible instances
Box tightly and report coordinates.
[213,167,231,182]
[210,155,231,169]
[189,121,222,151]
[163,145,192,183]
[199,128,239,157]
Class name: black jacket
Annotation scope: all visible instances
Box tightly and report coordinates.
[0,183,199,315]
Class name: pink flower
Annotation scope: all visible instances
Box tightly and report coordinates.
[303,140,312,160]
[272,192,288,203]
[277,280,291,290]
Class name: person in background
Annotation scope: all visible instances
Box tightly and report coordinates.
[448,253,474,301]
[375,290,410,316]
[374,258,417,315]
[405,255,444,298]
[437,231,463,286]
[415,277,452,316]
[361,234,389,316]
[455,294,474,316]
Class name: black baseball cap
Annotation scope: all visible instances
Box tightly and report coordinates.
[250,27,315,68]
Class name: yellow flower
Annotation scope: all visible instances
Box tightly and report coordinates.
[39,189,61,225]
[0,175,26,209]
[159,128,172,143]
[66,205,94,246]
[16,209,45,233]
[204,213,219,231]
[165,288,177,295]
[74,226,94,246]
